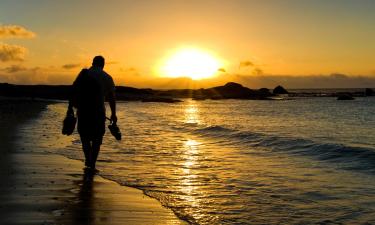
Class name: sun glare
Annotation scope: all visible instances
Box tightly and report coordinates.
[161,48,221,80]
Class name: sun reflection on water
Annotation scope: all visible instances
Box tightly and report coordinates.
[181,102,201,194]
[180,139,201,211]
[184,102,200,124]
[183,140,199,169]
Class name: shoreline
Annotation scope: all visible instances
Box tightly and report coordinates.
[0,99,187,225]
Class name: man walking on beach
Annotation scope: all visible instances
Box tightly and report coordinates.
[69,56,117,170]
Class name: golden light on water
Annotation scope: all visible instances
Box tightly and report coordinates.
[184,101,200,124]
[181,139,200,204]
[179,103,202,208]
[161,48,221,80]
[182,103,200,173]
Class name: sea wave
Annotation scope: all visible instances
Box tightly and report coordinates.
[192,125,375,171]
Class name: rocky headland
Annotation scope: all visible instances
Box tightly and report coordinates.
[0,82,373,103]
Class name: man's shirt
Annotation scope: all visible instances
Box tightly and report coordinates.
[73,66,115,114]
[87,66,115,100]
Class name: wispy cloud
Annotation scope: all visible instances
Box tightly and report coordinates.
[62,63,81,69]
[0,25,36,39]
[0,43,27,62]
[252,68,264,75]
[1,65,27,73]
[238,60,265,75]
[120,67,140,76]
[239,60,254,68]
[0,65,74,85]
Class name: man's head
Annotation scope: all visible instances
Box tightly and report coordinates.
[92,55,105,68]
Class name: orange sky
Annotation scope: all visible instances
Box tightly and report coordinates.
[0,0,375,88]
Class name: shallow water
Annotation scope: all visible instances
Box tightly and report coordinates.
[22,97,375,224]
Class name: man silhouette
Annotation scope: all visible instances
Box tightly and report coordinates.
[69,56,117,170]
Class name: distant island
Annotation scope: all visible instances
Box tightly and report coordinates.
[0,82,373,103]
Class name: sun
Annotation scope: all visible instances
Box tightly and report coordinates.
[161,48,221,80]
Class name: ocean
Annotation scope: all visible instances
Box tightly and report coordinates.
[20,96,375,224]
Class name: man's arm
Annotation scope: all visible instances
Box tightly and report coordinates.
[68,69,87,111]
[68,79,78,113]
[108,90,117,124]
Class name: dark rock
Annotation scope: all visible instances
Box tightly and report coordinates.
[192,95,207,100]
[203,82,272,99]
[223,82,244,89]
[365,88,374,96]
[337,94,354,100]
[273,85,288,94]
[258,88,271,95]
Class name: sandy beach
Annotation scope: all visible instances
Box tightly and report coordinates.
[0,99,186,225]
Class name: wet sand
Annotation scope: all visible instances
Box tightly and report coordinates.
[0,99,186,225]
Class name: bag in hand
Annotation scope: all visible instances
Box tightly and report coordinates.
[62,108,76,135]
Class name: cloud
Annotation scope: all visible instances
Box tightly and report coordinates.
[0,42,27,62]
[1,65,27,73]
[0,25,34,62]
[0,25,36,39]
[62,63,81,69]
[1,65,41,74]
[252,68,264,75]
[237,60,265,75]
[239,60,254,68]
[120,67,140,76]
[0,66,44,84]
[0,66,73,85]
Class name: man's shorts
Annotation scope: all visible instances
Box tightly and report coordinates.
[77,110,105,143]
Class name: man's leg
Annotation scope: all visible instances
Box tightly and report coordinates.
[90,136,103,169]
[80,136,92,168]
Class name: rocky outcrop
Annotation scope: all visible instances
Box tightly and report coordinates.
[200,82,273,100]
[365,88,374,96]
[273,85,288,95]
[337,94,354,100]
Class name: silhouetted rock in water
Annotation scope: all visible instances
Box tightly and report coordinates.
[273,85,288,95]
[115,86,156,101]
[337,94,354,100]
[259,88,271,95]
[116,86,152,95]
[365,88,374,96]
[141,97,182,103]
[162,82,273,100]
[222,82,243,89]
[191,88,208,100]
[192,95,207,101]
[155,89,194,98]
[203,82,273,99]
